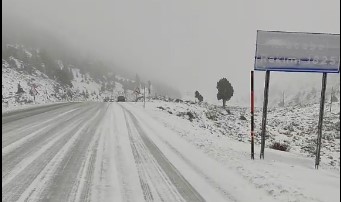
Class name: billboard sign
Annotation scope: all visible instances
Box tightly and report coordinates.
[254,31,340,73]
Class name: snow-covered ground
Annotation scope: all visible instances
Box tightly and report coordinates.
[2,102,340,202]
[144,100,340,170]
[2,60,63,106]
[128,100,340,202]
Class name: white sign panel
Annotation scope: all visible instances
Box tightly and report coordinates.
[254,31,340,73]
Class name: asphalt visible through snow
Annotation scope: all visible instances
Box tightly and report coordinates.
[2,102,217,202]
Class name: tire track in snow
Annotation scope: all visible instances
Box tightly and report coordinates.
[36,104,106,202]
[2,108,80,155]
[2,103,84,147]
[121,103,276,202]
[2,104,100,202]
[122,104,238,202]
[67,104,109,202]
[2,104,97,182]
[125,114,186,202]
[2,117,84,188]
[1,118,86,202]
[2,102,76,124]
[110,104,146,202]
[90,103,128,202]
[122,105,205,202]
[16,109,102,202]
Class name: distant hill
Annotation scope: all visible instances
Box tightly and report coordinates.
[2,44,180,106]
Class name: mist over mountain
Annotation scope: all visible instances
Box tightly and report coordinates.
[2,15,181,99]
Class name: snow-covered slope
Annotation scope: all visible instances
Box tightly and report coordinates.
[145,99,340,170]
[2,44,154,109]
[127,101,340,202]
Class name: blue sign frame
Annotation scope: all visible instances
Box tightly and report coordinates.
[254,31,340,73]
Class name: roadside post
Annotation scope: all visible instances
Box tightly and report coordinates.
[315,73,327,169]
[253,30,339,168]
[251,71,255,160]
[260,70,270,159]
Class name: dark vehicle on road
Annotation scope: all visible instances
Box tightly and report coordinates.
[117,96,126,102]
[103,97,109,102]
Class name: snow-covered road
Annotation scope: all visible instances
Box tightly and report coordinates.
[1,102,298,202]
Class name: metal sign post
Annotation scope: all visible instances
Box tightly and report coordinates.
[330,88,332,112]
[315,73,328,169]
[253,31,339,167]
[251,71,255,160]
[260,71,270,159]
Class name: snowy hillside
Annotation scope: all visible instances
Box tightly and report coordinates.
[2,44,154,109]
[146,99,340,170]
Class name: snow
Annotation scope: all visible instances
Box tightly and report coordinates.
[71,68,101,99]
[123,100,340,202]
[144,100,340,170]
[2,65,63,107]
[2,53,137,111]
[122,103,274,202]
[57,60,64,70]
[2,44,339,202]
[9,56,24,69]
[17,110,101,202]
[2,101,339,202]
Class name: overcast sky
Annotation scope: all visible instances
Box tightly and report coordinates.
[3,0,340,104]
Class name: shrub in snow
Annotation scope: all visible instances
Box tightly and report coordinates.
[334,121,340,131]
[205,111,217,121]
[157,106,165,110]
[239,115,247,121]
[186,112,195,121]
[270,142,290,152]
[174,99,183,103]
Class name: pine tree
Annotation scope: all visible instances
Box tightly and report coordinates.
[217,78,234,108]
[195,91,203,102]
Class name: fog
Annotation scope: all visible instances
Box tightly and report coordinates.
[2,0,340,104]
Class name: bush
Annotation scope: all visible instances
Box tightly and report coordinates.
[177,111,196,122]
[206,111,217,121]
[270,142,290,152]
[175,99,183,103]
[186,112,195,121]
[239,115,247,121]
[157,106,165,110]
